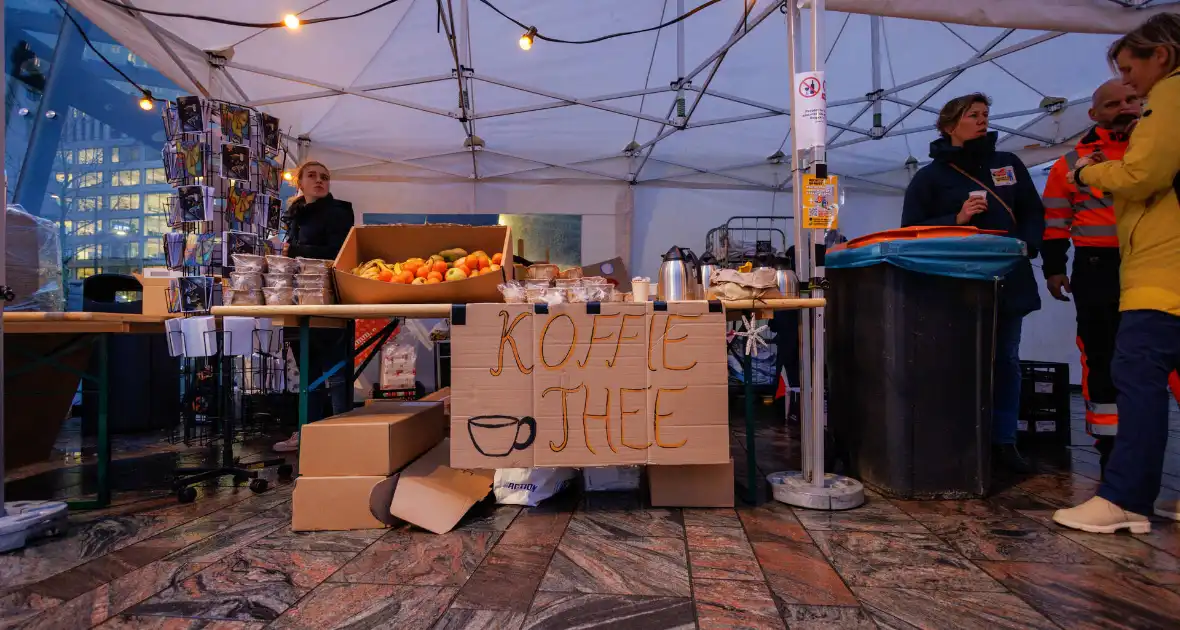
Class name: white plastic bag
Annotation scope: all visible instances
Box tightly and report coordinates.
[380,338,417,390]
[493,468,576,506]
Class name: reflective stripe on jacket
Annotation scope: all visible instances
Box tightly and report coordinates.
[1041,126,1127,250]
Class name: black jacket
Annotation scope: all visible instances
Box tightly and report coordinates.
[284,194,355,260]
[900,132,1044,317]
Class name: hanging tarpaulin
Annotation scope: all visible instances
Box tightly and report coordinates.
[792,71,827,152]
[802,176,839,230]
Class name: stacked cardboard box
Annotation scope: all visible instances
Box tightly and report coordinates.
[292,401,494,533]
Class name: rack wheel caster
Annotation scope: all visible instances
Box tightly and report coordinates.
[177,486,197,503]
[249,479,269,493]
[278,464,294,481]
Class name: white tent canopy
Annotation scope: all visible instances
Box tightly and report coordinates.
[69,0,1179,375]
[69,0,1175,193]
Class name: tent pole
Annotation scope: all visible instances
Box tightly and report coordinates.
[787,0,814,489]
[870,15,881,135]
[775,0,864,511]
[676,0,686,127]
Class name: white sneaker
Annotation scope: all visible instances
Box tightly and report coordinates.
[273,431,300,453]
[1155,497,1180,521]
[1053,496,1151,534]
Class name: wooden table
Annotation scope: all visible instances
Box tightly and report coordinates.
[2,312,175,509]
[213,298,826,503]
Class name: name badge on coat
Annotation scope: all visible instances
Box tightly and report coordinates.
[990,166,1017,186]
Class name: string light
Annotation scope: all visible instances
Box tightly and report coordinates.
[94,0,729,44]
[53,0,163,113]
[282,171,294,181]
[519,27,536,51]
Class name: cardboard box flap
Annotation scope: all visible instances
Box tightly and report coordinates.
[388,439,493,534]
[369,476,401,525]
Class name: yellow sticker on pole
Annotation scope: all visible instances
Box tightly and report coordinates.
[802,175,839,230]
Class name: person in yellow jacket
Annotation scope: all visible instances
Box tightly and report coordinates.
[1054,14,1180,534]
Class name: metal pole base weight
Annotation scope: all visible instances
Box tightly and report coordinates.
[768,471,865,511]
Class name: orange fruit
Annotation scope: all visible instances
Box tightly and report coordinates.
[481,267,496,275]
[488,263,501,273]
[403,261,421,274]
[455,263,471,277]
[378,270,394,282]
[427,271,443,282]
[425,277,442,284]
[491,252,503,265]
[465,254,480,269]
[397,271,414,284]
[432,261,448,273]
[477,256,491,270]
[416,265,431,279]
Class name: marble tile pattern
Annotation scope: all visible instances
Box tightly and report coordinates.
[2,394,1179,630]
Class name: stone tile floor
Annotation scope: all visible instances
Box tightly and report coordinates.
[1,394,1179,629]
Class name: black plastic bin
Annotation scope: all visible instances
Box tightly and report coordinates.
[81,273,180,435]
[827,263,998,500]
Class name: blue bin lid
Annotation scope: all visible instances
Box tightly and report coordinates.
[825,234,1026,281]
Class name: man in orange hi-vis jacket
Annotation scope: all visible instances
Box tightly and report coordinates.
[1042,79,1180,476]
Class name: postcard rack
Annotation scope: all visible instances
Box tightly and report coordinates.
[159,96,291,315]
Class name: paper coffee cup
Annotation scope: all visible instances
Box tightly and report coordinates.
[633,278,650,302]
[969,190,987,200]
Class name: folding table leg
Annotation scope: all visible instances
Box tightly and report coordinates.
[744,351,758,504]
[298,317,310,427]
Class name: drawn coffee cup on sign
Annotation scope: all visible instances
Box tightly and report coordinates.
[467,415,536,458]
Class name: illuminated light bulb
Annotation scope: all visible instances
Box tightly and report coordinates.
[282,171,293,181]
[139,91,154,111]
[283,14,301,30]
[519,27,536,51]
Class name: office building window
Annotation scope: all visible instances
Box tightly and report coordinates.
[144,239,165,260]
[144,167,168,185]
[111,169,141,187]
[110,146,141,163]
[109,218,140,236]
[76,172,103,188]
[109,194,140,211]
[144,193,170,214]
[144,215,169,236]
[76,148,103,165]
[75,244,102,261]
[76,268,98,280]
[74,196,102,212]
[75,220,100,236]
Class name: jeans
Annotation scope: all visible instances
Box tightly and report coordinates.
[993,314,1024,445]
[1098,310,1180,515]
[306,328,351,423]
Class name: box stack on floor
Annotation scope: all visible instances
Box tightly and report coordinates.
[292,400,494,534]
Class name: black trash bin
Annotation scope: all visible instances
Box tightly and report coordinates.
[81,274,180,435]
[825,234,1023,500]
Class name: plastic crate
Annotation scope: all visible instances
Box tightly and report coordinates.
[1017,361,1070,448]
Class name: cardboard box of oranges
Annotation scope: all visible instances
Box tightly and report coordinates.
[333,224,513,305]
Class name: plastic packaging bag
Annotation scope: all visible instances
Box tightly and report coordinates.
[5,204,64,312]
[380,338,417,390]
[494,468,577,506]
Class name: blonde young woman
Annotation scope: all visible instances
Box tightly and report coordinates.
[1054,14,1180,533]
[273,161,356,453]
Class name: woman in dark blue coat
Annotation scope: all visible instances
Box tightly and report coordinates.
[900,93,1046,473]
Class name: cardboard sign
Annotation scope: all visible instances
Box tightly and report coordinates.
[450,302,729,469]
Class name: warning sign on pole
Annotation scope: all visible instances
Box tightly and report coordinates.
[802,175,839,230]
[793,71,826,151]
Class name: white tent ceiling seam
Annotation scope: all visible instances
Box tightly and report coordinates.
[66,0,1180,193]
